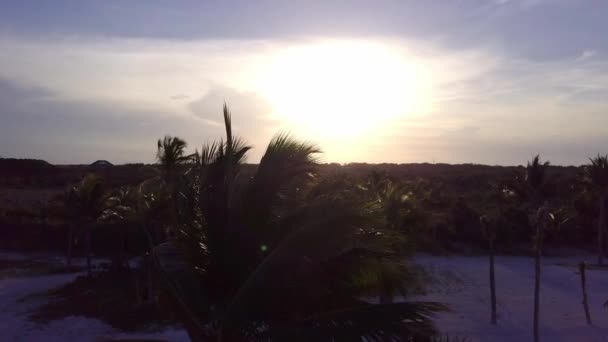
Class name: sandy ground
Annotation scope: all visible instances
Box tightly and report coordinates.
[0,252,189,342]
[3,252,608,341]
[413,255,608,341]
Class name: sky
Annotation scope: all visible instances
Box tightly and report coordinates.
[1,0,607,165]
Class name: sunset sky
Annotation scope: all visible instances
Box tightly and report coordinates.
[1,0,607,165]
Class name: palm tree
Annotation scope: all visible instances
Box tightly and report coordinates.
[100,183,172,303]
[64,174,109,276]
[153,104,445,341]
[526,155,550,203]
[156,135,193,234]
[525,155,550,342]
[99,186,139,270]
[478,181,519,325]
[370,178,421,304]
[585,154,608,265]
[156,135,190,185]
[375,180,408,231]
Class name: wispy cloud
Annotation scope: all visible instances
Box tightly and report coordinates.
[170,94,190,100]
[493,0,559,9]
[577,49,597,61]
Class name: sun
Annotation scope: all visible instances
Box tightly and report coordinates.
[257,40,432,139]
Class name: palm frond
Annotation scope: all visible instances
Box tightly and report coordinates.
[336,256,419,299]
[156,135,191,184]
[220,196,389,333]
[526,155,549,190]
[586,154,608,191]
[164,104,443,341]
[223,103,233,152]
[525,154,550,201]
[246,133,320,228]
[200,141,221,167]
[65,173,109,220]
[99,186,137,223]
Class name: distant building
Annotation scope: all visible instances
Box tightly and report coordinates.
[89,160,113,167]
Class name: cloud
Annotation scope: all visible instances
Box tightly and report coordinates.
[440,126,481,138]
[170,94,190,100]
[493,0,564,9]
[188,86,281,156]
[0,77,52,110]
[0,77,222,164]
[431,47,608,109]
[0,2,486,40]
[519,0,551,9]
[374,42,608,165]
[0,35,273,115]
[2,1,605,62]
[1,23,608,165]
[577,49,597,61]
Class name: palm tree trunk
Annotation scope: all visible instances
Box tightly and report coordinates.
[135,273,143,305]
[147,255,156,303]
[113,228,126,271]
[598,195,605,266]
[66,224,74,267]
[579,262,592,325]
[86,226,93,277]
[139,223,157,304]
[533,221,543,342]
[379,279,394,304]
[121,228,127,269]
[489,238,497,325]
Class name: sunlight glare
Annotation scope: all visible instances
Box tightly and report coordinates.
[258,40,432,139]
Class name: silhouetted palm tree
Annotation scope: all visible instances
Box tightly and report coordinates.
[376,180,410,231]
[64,174,109,276]
[526,155,550,342]
[100,186,139,270]
[526,155,550,203]
[156,135,190,185]
[370,179,420,304]
[367,170,390,194]
[156,135,193,234]
[155,105,444,341]
[101,183,172,303]
[585,154,608,265]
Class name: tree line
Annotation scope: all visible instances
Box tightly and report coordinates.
[57,105,608,341]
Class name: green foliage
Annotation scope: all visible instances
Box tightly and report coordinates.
[99,186,138,224]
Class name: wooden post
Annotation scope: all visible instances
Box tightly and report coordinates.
[533,207,546,342]
[489,238,497,325]
[66,224,74,267]
[579,262,592,325]
[533,239,541,342]
[598,195,605,266]
[481,216,497,325]
[86,225,93,277]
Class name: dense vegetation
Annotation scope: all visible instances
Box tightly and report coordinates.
[1,106,607,341]
[0,157,595,254]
